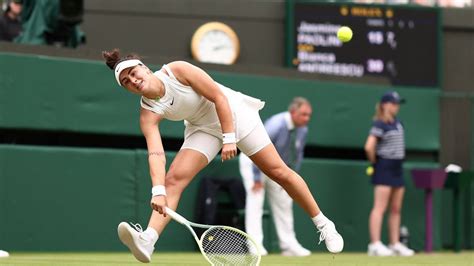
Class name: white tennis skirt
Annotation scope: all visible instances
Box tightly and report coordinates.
[181,105,271,163]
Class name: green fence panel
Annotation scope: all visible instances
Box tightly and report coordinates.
[212,72,440,150]
[292,159,441,252]
[0,145,137,251]
[135,153,441,252]
[0,144,441,251]
[0,53,184,138]
[0,53,439,150]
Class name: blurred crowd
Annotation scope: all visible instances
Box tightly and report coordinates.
[0,0,22,41]
[0,0,85,47]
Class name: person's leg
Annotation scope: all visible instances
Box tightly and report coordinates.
[118,131,221,262]
[239,154,267,254]
[147,149,209,233]
[265,175,296,247]
[238,122,342,253]
[369,185,391,243]
[148,130,222,233]
[266,174,310,256]
[387,187,414,256]
[367,185,394,256]
[249,144,319,217]
[388,187,404,245]
[248,145,343,253]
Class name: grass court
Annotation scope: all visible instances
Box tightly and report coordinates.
[0,251,472,265]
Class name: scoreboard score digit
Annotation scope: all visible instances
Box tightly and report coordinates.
[291,2,441,87]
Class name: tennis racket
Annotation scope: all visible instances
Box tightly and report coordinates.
[165,207,261,266]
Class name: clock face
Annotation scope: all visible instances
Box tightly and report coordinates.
[191,22,240,65]
[198,30,237,64]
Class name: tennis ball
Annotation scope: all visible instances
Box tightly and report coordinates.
[366,166,374,176]
[208,236,214,241]
[337,26,353,43]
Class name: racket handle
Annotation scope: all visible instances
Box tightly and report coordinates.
[165,207,188,225]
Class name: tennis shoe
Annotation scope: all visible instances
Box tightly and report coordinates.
[0,250,9,258]
[389,242,414,256]
[368,241,394,256]
[317,220,344,253]
[281,243,311,257]
[249,243,268,256]
[118,222,154,263]
[259,246,268,256]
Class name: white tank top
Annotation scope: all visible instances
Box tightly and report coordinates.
[140,64,265,140]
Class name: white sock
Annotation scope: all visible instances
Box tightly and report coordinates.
[311,212,329,228]
[142,227,159,243]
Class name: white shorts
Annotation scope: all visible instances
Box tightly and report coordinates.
[181,119,271,163]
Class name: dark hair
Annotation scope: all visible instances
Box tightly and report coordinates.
[101,48,141,70]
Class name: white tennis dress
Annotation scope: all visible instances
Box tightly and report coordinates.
[140,64,265,142]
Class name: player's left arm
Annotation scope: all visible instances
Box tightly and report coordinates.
[168,61,236,161]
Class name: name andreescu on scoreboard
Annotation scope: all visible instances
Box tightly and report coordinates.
[297,62,364,77]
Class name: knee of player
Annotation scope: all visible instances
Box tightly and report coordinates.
[390,205,402,215]
[266,166,292,185]
[372,205,388,215]
[164,172,188,190]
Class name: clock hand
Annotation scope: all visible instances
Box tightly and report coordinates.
[213,45,229,51]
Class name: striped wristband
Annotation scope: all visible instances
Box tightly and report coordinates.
[222,132,236,144]
[152,185,167,197]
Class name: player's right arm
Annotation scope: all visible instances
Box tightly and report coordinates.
[365,121,383,164]
[140,107,167,214]
[364,135,378,164]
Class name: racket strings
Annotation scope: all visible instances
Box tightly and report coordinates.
[201,227,259,266]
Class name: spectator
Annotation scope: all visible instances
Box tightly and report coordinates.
[15,0,85,48]
[437,0,471,7]
[239,97,312,256]
[0,0,22,41]
[364,90,414,256]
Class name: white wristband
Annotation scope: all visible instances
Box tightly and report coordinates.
[223,132,236,144]
[152,185,167,197]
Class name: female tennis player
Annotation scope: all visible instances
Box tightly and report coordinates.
[103,49,343,263]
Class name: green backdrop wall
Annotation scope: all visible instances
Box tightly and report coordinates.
[0,145,440,252]
[0,52,448,252]
[0,52,439,150]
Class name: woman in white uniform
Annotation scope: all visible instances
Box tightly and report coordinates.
[102,49,343,263]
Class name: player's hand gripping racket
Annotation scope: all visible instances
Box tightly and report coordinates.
[165,207,261,266]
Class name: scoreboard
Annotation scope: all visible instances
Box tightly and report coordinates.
[289,2,441,87]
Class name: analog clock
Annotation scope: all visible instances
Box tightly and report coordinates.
[191,22,240,65]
